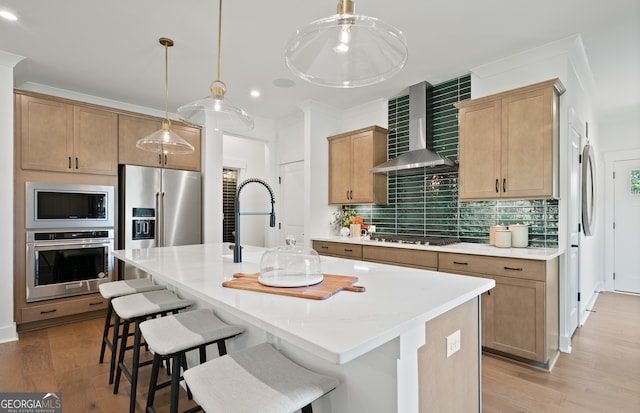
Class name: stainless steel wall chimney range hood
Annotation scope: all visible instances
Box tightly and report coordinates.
[370,81,458,174]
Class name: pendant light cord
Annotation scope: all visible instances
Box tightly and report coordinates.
[164,40,170,125]
[216,0,222,82]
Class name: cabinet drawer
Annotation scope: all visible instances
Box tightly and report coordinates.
[313,241,362,259]
[362,245,437,270]
[21,294,107,324]
[438,252,545,281]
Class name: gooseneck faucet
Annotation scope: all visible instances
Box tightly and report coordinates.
[233,178,276,263]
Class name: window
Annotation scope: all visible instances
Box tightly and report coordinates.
[631,169,640,195]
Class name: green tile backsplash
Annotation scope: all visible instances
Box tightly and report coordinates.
[353,74,559,248]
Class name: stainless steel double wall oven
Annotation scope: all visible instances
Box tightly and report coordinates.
[25,182,115,302]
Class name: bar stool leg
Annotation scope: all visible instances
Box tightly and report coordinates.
[108,312,121,384]
[128,321,143,413]
[99,300,113,364]
[113,318,130,394]
[146,353,162,411]
[170,353,182,413]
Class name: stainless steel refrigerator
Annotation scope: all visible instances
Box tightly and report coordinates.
[119,165,202,279]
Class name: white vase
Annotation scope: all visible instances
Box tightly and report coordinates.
[340,227,350,238]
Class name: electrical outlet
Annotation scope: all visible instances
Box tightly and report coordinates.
[446,330,461,358]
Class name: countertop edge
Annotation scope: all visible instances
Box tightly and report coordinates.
[311,237,564,260]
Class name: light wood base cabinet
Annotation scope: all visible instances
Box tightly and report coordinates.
[312,241,362,259]
[328,126,388,205]
[362,245,438,270]
[439,252,558,366]
[455,79,564,200]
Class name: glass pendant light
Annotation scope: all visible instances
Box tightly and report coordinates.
[285,0,408,88]
[136,38,195,154]
[177,0,254,132]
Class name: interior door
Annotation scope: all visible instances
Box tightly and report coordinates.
[614,159,640,293]
[279,161,305,246]
[566,118,581,340]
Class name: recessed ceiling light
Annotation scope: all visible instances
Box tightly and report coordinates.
[0,9,18,21]
[250,89,260,98]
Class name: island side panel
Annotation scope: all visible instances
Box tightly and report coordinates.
[419,297,480,412]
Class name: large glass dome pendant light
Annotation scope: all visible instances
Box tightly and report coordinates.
[177,0,254,132]
[285,0,408,88]
[136,38,195,155]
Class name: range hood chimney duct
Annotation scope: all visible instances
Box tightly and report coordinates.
[371,81,458,174]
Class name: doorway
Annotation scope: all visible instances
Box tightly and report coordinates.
[223,168,238,243]
[613,159,640,293]
[279,161,305,245]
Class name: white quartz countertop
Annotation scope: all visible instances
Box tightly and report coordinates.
[113,243,494,365]
[312,237,564,260]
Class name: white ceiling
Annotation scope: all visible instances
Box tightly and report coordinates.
[1,0,638,123]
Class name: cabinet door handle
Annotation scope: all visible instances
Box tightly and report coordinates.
[320,245,329,249]
[487,290,491,296]
[504,266,523,271]
[89,301,104,306]
[40,309,57,314]
[346,190,350,200]
[503,178,506,192]
[495,179,499,193]
[75,157,79,169]
[453,261,468,265]
[344,248,353,252]
[68,156,72,169]
[164,154,168,165]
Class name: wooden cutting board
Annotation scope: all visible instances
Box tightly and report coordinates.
[223,273,365,300]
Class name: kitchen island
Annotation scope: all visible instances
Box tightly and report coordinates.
[113,243,494,412]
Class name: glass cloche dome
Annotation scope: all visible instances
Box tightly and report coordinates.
[259,236,324,287]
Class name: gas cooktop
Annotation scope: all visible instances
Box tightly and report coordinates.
[369,235,460,246]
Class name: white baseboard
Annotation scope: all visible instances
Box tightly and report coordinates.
[0,322,18,344]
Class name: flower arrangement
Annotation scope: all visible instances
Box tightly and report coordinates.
[331,205,357,232]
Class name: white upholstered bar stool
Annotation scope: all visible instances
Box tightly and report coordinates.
[183,343,339,413]
[98,279,166,384]
[139,308,245,413]
[112,289,193,413]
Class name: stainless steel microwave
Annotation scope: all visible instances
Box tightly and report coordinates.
[26,182,115,229]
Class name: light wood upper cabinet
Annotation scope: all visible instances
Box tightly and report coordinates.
[327,126,388,205]
[455,79,564,200]
[74,106,118,175]
[118,114,201,171]
[19,94,118,175]
[20,94,74,173]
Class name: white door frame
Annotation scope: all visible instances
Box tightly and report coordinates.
[603,149,640,290]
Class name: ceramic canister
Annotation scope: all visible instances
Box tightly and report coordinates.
[494,229,512,248]
[510,224,529,248]
[349,223,361,238]
[489,225,507,246]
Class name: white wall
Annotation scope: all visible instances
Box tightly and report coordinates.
[278,98,389,246]
[0,51,24,343]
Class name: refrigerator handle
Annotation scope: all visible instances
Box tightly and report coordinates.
[161,191,166,247]
[155,191,163,247]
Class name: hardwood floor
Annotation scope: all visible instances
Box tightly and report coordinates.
[0,291,638,412]
[483,292,640,412]
[0,314,198,412]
